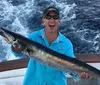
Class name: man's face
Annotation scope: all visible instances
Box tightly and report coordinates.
[42,11,60,34]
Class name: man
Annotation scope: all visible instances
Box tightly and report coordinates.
[11,6,90,85]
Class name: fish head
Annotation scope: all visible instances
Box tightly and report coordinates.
[0,28,15,44]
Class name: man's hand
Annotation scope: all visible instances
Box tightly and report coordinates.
[80,72,91,79]
[11,40,26,53]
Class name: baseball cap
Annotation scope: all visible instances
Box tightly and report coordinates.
[43,6,60,17]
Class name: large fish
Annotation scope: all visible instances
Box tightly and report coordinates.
[0,28,100,79]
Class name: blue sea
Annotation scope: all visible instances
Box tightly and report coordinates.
[0,0,100,61]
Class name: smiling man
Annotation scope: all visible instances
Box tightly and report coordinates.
[11,6,91,85]
[42,7,60,45]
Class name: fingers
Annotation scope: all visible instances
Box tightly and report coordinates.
[80,72,91,79]
[12,40,26,53]
[12,40,20,48]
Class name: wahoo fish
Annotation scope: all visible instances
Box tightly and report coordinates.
[0,28,100,79]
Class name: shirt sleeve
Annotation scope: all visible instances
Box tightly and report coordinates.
[65,46,76,58]
[64,39,76,58]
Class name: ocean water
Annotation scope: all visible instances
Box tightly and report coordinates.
[0,0,100,61]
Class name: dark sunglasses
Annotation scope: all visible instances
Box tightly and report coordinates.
[44,15,60,20]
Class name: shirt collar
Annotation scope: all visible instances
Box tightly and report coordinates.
[38,28,64,43]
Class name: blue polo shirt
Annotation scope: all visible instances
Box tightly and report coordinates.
[12,29,75,85]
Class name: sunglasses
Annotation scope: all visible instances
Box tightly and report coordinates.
[44,15,60,20]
